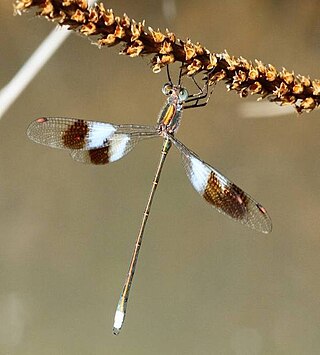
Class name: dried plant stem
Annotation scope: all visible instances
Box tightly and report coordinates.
[0,0,95,119]
[0,27,70,119]
[14,0,320,113]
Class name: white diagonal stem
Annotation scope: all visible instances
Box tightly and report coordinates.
[0,0,96,119]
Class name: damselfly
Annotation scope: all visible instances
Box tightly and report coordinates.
[27,70,272,335]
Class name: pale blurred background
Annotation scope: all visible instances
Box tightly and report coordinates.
[1,1,320,354]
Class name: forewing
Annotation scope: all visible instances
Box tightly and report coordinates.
[27,117,118,149]
[171,137,272,233]
[27,117,158,165]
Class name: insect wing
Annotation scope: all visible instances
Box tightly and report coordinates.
[170,137,272,233]
[27,117,117,149]
[27,117,158,165]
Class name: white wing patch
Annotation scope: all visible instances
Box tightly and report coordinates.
[109,134,130,162]
[87,122,116,148]
[189,155,210,194]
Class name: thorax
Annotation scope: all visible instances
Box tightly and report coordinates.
[157,97,183,136]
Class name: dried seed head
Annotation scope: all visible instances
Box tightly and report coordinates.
[249,81,262,94]
[13,1,30,14]
[266,64,277,82]
[184,39,196,61]
[281,68,294,84]
[148,27,165,43]
[224,52,238,70]
[160,53,175,65]
[88,8,99,23]
[165,29,176,42]
[255,60,266,74]
[57,10,66,23]
[238,56,250,70]
[187,59,202,75]
[282,96,296,106]
[103,9,115,26]
[233,70,247,84]
[239,87,249,98]
[71,9,86,23]
[301,97,316,111]
[208,70,226,85]
[274,82,289,97]
[18,0,32,9]
[41,0,54,16]
[303,77,311,88]
[114,24,125,39]
[248,67,259,80]
[312,80,320,95]
[194,42,204,56]
[96,2,106,13]
[80,22,96,35]
[98,34,118,46]
[77,0,88,10]
[131,20,144,41]
[206,53,217,70]
[14,0,320,113]
[292,82,304,95]
[120,13,131,28]
[159,41,173,54]
[62,1,73,6]
[124,40,144,57]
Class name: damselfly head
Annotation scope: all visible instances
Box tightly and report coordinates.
[161,83,189,103]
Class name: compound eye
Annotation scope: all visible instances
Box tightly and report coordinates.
[162,82,173,96]
[178,88,189,101]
